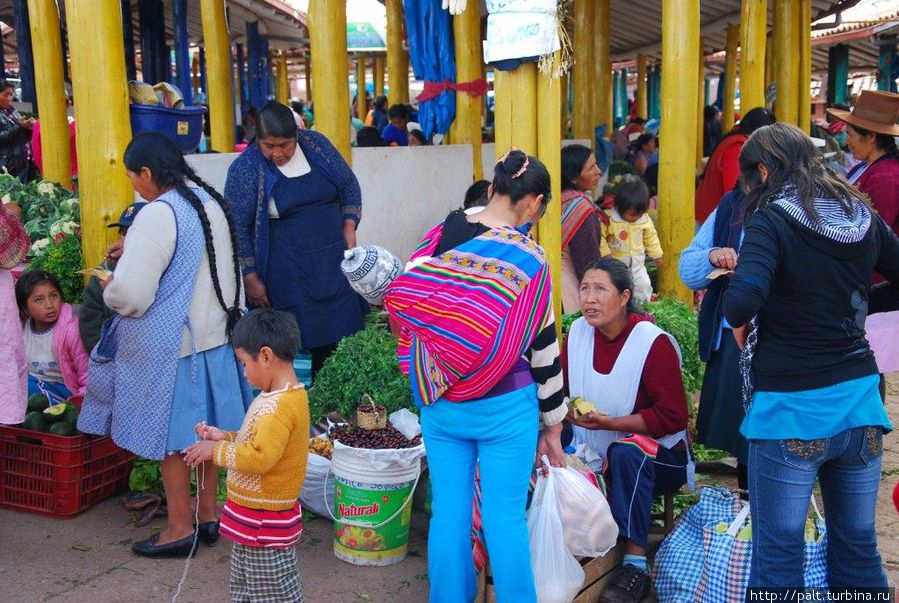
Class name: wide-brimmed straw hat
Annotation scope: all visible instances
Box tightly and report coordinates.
[826,90,899,136]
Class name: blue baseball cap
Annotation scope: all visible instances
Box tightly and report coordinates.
[107,202,147,229]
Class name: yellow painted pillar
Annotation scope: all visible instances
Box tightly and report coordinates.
[374,55,385,97]
[594,0,612,134]
[64,0,132,268]
[200,0,235,152]
[451,2,483,180]
[774,0,798,125]
[28,0,71,187]
[636,54,648,120]
[722,23,739,131]
[572,0,594,143]
[493,63,538,159]
[798,0,812,133]
[309,0,351,162]
[740,0,767,112]
[276,52,289,105]
[537,55,562,334]
[658,0,698,305]
[386,0,409,104]
[356,54,367,118]
[698,47,708,157]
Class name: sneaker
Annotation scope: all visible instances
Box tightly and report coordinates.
[598,563,651,603]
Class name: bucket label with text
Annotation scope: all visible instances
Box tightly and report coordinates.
[333,477,414,557]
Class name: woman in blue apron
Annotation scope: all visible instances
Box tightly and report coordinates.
[225,102,367,376]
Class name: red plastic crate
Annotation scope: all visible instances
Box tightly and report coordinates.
[0,425,135,519]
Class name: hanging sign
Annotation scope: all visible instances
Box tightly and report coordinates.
[483,0,560,63]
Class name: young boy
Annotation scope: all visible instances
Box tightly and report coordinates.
[184,309,310,602]
[381,104,410,146]
[600,177,664,304]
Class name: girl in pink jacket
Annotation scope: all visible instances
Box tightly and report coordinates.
[15,270,88,401]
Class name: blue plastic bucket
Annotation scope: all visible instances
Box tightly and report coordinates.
[129,105,206,153]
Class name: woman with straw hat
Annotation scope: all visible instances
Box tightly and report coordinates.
[827,90,899,247]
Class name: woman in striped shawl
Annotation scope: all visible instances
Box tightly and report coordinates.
[385,151,567,603]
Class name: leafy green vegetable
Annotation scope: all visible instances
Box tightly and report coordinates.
[691,443,730,462]
[27,235,85,304]
[129,458,228,503]
[309,321,413,423]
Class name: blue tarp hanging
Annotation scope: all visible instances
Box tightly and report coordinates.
[404,0,456,140]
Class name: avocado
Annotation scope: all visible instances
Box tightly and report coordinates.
[27,394,49,413]
[63,403,78,424]
[48,421,77,436]
[22,411,47,432]
[43,404,67,423]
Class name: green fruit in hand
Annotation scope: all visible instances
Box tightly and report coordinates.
[27,393,49,413]
[49,421,77,436]
[22,411,47,432]
[736,523,752,541]
[43,404,67,423]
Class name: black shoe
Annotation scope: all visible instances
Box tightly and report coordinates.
[197,521,220,547]
[598,564,651,603]
[131,532,199,559]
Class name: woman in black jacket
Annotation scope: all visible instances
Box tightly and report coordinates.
[724,123,899,590]
[0,80,34,181]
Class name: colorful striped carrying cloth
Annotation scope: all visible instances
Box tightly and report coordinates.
[561,190,596,249]
[384,223,551,407]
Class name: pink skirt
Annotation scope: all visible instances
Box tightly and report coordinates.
[0,270,26,424]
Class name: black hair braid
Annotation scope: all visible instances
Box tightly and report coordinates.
[182,164,243,326]
[175,182,241,338]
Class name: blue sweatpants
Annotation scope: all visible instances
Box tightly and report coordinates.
[27,375,72,404]
[420,384,539,603]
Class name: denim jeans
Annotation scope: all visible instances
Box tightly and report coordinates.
[420,384,538,603]
[748,426,887,589]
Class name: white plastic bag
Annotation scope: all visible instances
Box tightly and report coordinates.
[300,448,334,518]
[553,465,618,558]
[528,457,585,603]
[389,408,421,440]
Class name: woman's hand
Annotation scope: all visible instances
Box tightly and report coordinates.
[100,274,113,290]
[343,220,357,249]
[243,273,271,308]
[708,247,738,271]
[183,441,216,467]
[732,324,748,349]
[569,411,610,431]
[105,239,125,263]
[195,421,227,442]
[537,422,566,469]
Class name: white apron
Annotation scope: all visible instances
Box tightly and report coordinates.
[568,317,689,467]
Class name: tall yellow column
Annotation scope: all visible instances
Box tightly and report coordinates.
[594,0,612,134]
[200,0,235,152]
[537,55,562,333]
[722,23,739,131]
[493,63,538,159]
[374,55,385,97]
[451,2,483,180]
[740,0,767,112]
[276,52,289,105]
[28,0,71,187]
[798,0,812,133]
[636,54,648,120]
[697,37,705,165]
[386,0,409,104]
[309,0,351,161]
[572,0,594,143]
[658,0,698,305]
[356,54,367,118]
[774,0,798,125]
[64,0,132,268]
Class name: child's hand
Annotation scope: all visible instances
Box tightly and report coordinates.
[653,257,664,268]
[183,441,216,467]
[194,421,227,441]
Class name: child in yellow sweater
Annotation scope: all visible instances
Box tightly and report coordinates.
[600,177,664,303]
[185,309,310,602]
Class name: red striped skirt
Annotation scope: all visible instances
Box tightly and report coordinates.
[220,500,303,548]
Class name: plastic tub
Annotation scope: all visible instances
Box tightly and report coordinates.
[129,104,206,153]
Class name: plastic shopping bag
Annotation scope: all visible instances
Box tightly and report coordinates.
[528,456,585,603]
[553,464,618,557]
[300,447,334,518]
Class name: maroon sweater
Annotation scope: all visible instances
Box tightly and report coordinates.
[561,313,688,438]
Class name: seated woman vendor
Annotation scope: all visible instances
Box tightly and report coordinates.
[563,257,691,603]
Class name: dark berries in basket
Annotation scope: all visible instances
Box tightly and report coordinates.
[329,424,422,450]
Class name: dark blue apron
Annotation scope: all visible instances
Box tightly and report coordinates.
[265,168,365,349]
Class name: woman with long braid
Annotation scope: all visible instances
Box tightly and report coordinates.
[78,132,252,559]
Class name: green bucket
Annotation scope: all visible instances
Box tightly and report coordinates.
[330,441,424,567]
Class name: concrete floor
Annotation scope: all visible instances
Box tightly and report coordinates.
[1,373,897,602]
